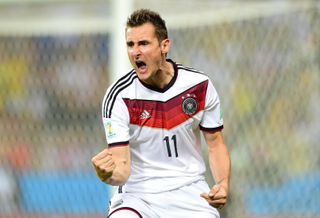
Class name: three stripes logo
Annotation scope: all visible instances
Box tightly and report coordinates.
[139,110,151,120]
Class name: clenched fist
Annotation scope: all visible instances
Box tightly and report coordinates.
[200,182,228,209]
[91,148,116,182]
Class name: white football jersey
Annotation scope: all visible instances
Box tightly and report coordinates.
[102,59,223,193]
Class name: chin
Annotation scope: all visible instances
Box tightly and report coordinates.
[137,75,149,82]
[136,70,149,78]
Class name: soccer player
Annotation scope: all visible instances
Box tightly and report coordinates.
[91,9,231,218]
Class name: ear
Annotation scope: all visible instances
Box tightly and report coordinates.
[160,39,171,55]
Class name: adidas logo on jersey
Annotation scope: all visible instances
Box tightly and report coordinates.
[139,110,151,119]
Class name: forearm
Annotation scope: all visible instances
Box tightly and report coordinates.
[201,131,231,208]
[101,160,130,186]
[208,143,231,191]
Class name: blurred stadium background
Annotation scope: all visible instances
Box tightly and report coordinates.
[0,0,319,218]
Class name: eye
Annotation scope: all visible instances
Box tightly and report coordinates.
[126,41,134,47]
[139,41,149,46]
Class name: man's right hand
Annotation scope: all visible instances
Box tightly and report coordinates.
[91,148,116,182]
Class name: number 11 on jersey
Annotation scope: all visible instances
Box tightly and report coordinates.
[163,135,178,157]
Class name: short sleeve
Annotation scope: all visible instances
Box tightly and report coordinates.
[199,79,223,131]
[101,89,130,146]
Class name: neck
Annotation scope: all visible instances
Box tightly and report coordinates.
[154,60,174,89]
[142,59,174,89]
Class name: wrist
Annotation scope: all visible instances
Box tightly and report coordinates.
[215,178,229,192]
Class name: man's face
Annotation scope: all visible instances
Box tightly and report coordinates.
[126,22,169,84]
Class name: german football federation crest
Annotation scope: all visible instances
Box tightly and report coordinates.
[182,97,198,115]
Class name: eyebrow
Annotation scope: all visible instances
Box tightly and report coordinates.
[126,40,150,46]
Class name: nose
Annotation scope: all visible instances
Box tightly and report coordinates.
[129,45,141,58]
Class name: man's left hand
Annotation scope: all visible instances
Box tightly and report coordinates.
[200,183,228,209]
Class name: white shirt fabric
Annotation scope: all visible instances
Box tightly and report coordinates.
[102,59,223,193]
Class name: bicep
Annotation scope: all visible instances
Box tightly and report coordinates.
[202,129,225,149]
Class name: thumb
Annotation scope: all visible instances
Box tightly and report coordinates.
[209,184,220,197]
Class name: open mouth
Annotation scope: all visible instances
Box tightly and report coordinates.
[136,61,147,70]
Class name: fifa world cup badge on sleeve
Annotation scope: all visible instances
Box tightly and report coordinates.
[103,118,116,139]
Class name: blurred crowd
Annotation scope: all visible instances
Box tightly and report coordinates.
[0,35,110,214]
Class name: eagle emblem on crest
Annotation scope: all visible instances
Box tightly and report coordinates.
[182,94,198,115]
